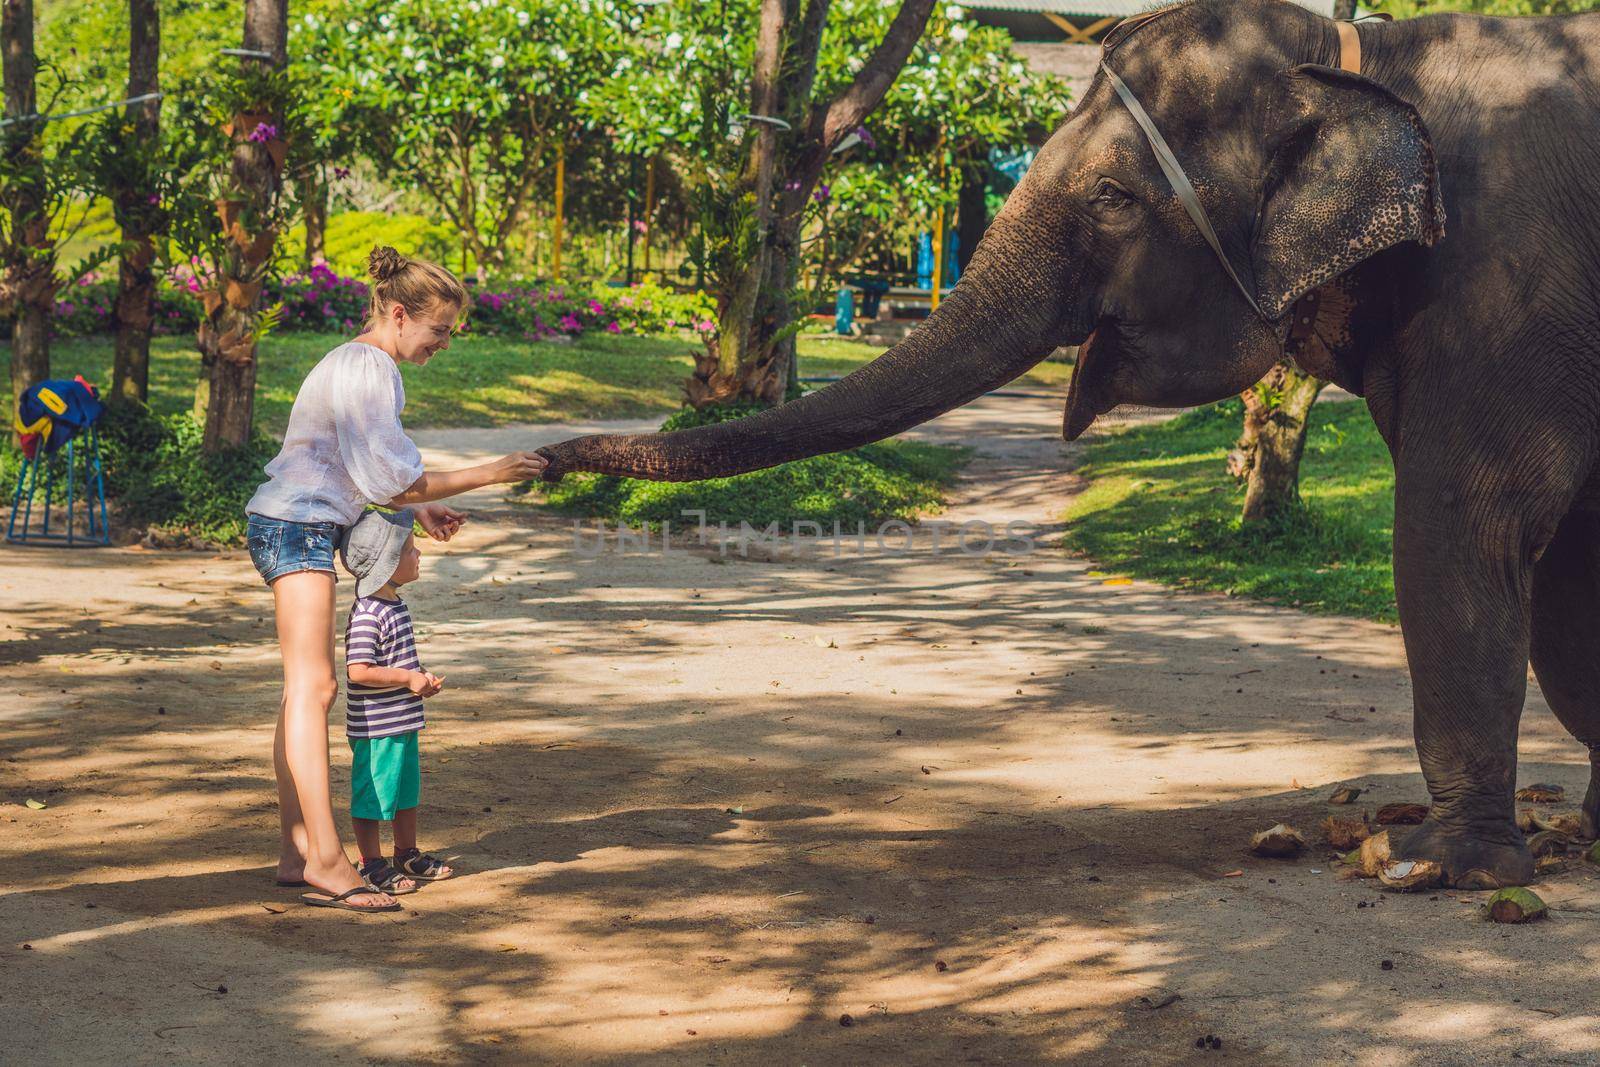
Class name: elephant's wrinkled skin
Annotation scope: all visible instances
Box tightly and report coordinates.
[540,0,1600,889]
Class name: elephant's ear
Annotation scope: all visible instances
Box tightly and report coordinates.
[1253,65,1445,321]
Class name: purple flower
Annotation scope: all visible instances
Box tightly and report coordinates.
[247,122,278,143]
[813,183,831,203]
[855,124,875,149]
[147,194,160,205]
[333,165,352,180]
[559,313,581,332]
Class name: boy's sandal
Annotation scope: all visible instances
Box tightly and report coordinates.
[299,885,402,913]
[395,848,453,881]
[357,858,418,895]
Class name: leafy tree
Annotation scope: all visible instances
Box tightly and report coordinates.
[812,16,1068,291]
[303,0,628,282]
[601,0,941,409]
[2,0,104,427]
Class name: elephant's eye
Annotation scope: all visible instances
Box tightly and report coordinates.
[1091,178,1133,208]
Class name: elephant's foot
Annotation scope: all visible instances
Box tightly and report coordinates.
[1394,817,1534,890]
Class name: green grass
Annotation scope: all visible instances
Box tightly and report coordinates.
[1063,398,1399,621]
[0,330,1073,436]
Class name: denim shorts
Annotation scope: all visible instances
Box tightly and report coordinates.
[246,514,344,585]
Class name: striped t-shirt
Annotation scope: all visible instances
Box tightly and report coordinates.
[344,595,426,738]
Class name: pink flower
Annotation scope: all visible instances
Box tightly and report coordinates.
[587,299,604,314]
[559,312,581,332]
[606,321,621,334]
[632,219,648,234]
[694,319,714,333]
[618,295,634,308]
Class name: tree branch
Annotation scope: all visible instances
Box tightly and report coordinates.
[814,0,936,148]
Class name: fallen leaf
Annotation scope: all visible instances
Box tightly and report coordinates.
[1374,803,1429,826]
[548,646,572,654]
[209,661,222,671]
[1221,869,1244,878]
[1249,823,1306,858]
[1486,887,1548,923]
[24,798,45,810]
[1515,783,1565,803]
[1138,988,1182,1009]
[1102,578,1133,586]
[262,903,286,914]
[499,945,518,952]
[1329,786,1363,805]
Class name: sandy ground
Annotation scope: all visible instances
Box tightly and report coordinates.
[3,395,1599,1066]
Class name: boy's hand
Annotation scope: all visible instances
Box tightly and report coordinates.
[422,671,446,697]
[406,670,441,696]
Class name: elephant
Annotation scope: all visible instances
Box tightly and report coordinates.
[537,0,1600,890]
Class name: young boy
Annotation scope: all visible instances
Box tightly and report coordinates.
[339,507,455,894]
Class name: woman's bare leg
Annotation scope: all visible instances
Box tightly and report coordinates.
[271,570,392,907]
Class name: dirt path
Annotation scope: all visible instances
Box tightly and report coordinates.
[4,396,1597,1066]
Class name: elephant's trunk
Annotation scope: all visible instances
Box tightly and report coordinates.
[536,204,1075,483]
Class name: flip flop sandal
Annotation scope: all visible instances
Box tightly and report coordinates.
[395,848,454,881]
[358,858,418,895]
[299,885,402,913]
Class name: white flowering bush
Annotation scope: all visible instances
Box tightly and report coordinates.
[296,0,627,276]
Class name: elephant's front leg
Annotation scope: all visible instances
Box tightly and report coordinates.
[1390,475,1541,890]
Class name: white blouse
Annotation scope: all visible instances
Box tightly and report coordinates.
[245,341,426,526]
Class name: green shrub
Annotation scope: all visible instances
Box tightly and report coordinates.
[2,403,275,545]
[530,403,969,529]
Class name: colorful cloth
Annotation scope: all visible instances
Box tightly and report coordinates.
[14,376,103,460]
[348,731,420,819]
[344,594,426,738]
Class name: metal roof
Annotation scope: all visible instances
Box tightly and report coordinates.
[960,0,1335,15]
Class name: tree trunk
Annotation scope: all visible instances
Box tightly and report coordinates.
[111,0,160,404]
[687,0,936,411]
[200,0,286,452]
[303,167,327,267]
[1230,361,1327,525]
[3,0,53,432]
[956,161,987,275]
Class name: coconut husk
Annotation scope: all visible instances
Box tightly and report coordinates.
[1322,814,1371,851]
[1374,803,1429,826]
[1356,830,1392,877]
[1530,811,1582,836]
[1527,830,1570,859]
[1250,823,1306,858]
[1485,887,1548,923]
[199,289,224,317]
[1378,858,1443,892]
[1515,784,1565,803]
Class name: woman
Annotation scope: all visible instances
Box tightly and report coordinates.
[245,247,545,912]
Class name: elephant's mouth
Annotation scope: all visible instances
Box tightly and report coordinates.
[1062,318,1122,441]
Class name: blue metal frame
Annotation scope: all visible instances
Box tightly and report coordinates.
[6,424,110,547]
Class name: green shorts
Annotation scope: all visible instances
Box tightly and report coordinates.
[348,731,420,820]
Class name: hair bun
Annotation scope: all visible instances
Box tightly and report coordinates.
[368,246,409,283]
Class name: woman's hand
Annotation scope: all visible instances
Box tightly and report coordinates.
[494,451,548,484]
[413,501,466,542]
